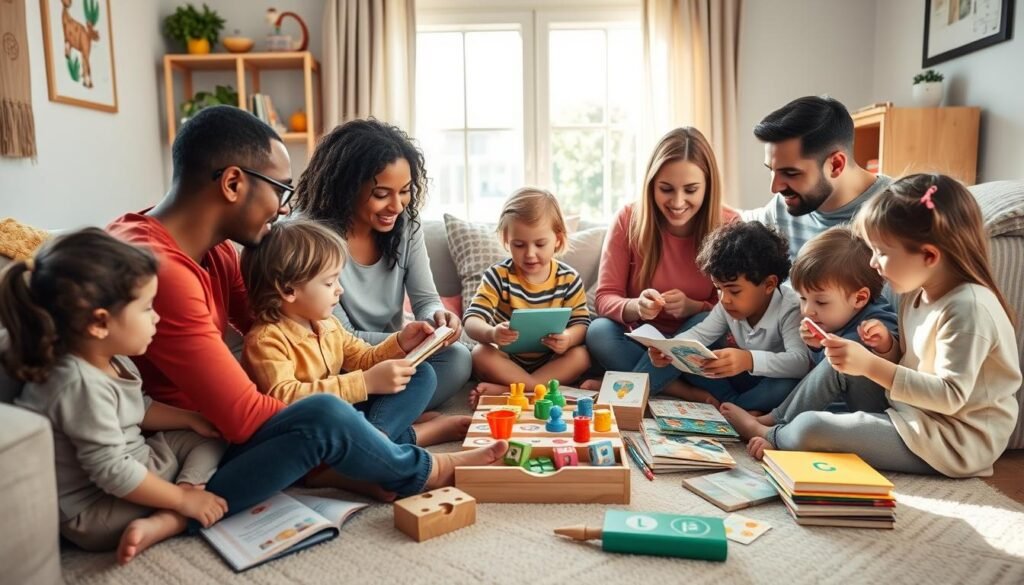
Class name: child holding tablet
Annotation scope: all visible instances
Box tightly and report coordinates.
[465,188,592,406]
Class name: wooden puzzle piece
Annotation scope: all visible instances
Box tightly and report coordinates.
[394,487,476,542]
[504,440,532,467]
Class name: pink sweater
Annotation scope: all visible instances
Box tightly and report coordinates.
[594,203,736,335]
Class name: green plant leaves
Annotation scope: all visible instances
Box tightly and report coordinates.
[83,0,100,26]
[180,84,238,118]
[162,3,226,48]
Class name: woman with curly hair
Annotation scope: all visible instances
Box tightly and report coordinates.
[291,119,472,426]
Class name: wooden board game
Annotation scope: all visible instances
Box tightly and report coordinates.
[454,395,631,504]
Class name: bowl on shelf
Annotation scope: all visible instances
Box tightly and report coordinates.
[223,36,255,53]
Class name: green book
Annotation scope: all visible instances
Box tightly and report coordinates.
[601,510,728,561]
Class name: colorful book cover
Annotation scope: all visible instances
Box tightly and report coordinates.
[682,467,779,512]
[763,450,895,496]
[639,419,736,467]
[647,399,740,441]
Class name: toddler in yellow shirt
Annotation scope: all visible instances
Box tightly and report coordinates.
[240,219,470,447]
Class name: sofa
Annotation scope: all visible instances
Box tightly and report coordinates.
[1,180,1022,581]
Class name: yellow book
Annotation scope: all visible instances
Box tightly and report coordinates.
[763,450,894,496]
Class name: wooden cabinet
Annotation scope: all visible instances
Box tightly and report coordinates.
[852,105,980,185]
[162,51,322,154]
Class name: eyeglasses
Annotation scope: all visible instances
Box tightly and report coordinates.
[212,167,294,208]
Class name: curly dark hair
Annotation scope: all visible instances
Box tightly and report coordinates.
[696,221,791,285]
[291,118,427,269]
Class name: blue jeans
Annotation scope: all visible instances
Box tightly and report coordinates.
[356,362,436,444]
[194,394,432,531]
[586,314,712,395]
[424,342,472,410]
[682,371,798,412]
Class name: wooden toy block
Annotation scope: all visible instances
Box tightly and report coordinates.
[394,487,476,542]
[589,440,617,466]
[504,441,532,467]
[595,372,650,431]
[552,446,579,469]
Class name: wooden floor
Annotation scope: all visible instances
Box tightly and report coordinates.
[983,450,1024,504]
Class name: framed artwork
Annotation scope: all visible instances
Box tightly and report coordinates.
[39,0,118,112]
[923,0,1015,67]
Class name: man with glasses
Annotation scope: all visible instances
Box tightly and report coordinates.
[107,106,505,523]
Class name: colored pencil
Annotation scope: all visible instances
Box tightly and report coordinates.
[622,436,655,481]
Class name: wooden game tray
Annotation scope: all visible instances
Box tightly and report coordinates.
[454,396,631,504]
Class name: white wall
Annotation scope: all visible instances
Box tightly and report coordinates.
[735,0,878,210]
[871,0,1024,183]
[0,0,166,230]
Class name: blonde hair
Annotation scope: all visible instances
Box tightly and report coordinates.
[496,187,569,253]
[854,173,1013,320]
[240,219,347,324]
[629,127,724,289]
[791,226,883,299]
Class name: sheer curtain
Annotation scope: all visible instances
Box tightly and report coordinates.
[321,0,416,129]
[641,0,742,203]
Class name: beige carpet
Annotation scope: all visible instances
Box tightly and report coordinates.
[60,441,1024,585]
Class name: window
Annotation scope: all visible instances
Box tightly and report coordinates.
[415,6,641,221]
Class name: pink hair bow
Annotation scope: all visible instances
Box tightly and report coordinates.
[920,185,937,210]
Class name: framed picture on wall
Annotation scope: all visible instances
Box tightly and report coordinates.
[923,0,1015,66]
[39,0,118,113]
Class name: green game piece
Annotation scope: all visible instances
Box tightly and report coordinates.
[504,441,532,467]
[547,379,566,407]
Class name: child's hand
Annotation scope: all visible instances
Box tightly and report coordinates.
[398,321,435,353]
[660,289,690,319]
[701,348,751,378]
[491,322,519,346]
[433,309,463,346]
[541,332,571,354]
[858,319,894,354]
[799,320,824,350]
[177,488,228,528]
[189,414,221,439]
[822,336,876,377]
[648,347,673,368]
[363,359,416,394]
[635,289,666,321]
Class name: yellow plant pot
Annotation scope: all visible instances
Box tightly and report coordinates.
[187,38,211,54]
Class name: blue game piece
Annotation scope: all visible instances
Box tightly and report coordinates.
[545,405,567,432]
[575,397,594,418]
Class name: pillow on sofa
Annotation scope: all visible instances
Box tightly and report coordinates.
[443,214,606,320]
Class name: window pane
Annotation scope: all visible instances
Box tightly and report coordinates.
[465,31,522,128]
[609,130,637,213]
[467,130,523,221]
[551,129,604,219]
[418,129,466,219]
[416,32,465,129]
[549,30,606,125]
[608,28,641,127]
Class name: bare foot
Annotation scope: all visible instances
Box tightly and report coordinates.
[116,511,186,565]
[415,411,443,424]
[720,403,772,440]
[747,436,774,460]
[425,440,508,490]
[304,469,397,502]
[468,382,509,408]
[579,379,602,391]
[414,415,472,446]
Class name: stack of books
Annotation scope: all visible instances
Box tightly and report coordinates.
[647,399,740,442]
[624,419,736,474]
[250,93,287,134]
[762,450,896,529]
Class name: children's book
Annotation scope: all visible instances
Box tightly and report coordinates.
[762,450,894,496]
[647,399,740,442]
[502,308,572,354]
[638,418,736,470]
[626,324,717,375]
[201,493,367,572]
[682,467,779,512]
[406,326,456,367]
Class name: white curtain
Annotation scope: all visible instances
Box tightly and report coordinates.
[322,0,416,129]
[642,0,742,203]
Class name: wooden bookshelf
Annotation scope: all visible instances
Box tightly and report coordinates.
[852,105,980,185]
[162,51,322,153]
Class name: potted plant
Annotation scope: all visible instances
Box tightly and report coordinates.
[180,85,238,122]
[163,3,226,54]
[912,69,945,108]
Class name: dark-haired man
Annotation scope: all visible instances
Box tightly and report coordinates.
[742,96,893,259]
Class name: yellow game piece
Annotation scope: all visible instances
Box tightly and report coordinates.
[534,384,547,404]
[594,408,612,432]
[507,382,529,408]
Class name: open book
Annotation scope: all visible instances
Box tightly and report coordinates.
[201,493,367,572]
[626,324,717,375]
[406,326,456,367]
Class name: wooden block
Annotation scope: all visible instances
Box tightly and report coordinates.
[394,487,476,542]
[552,446,579,468]
[595,372,650,431]
[504,440,532,467]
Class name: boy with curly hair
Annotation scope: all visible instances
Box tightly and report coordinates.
[649,221,810,413]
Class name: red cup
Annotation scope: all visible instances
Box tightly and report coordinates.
[574,416,591,443]
[486,409,516,439]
